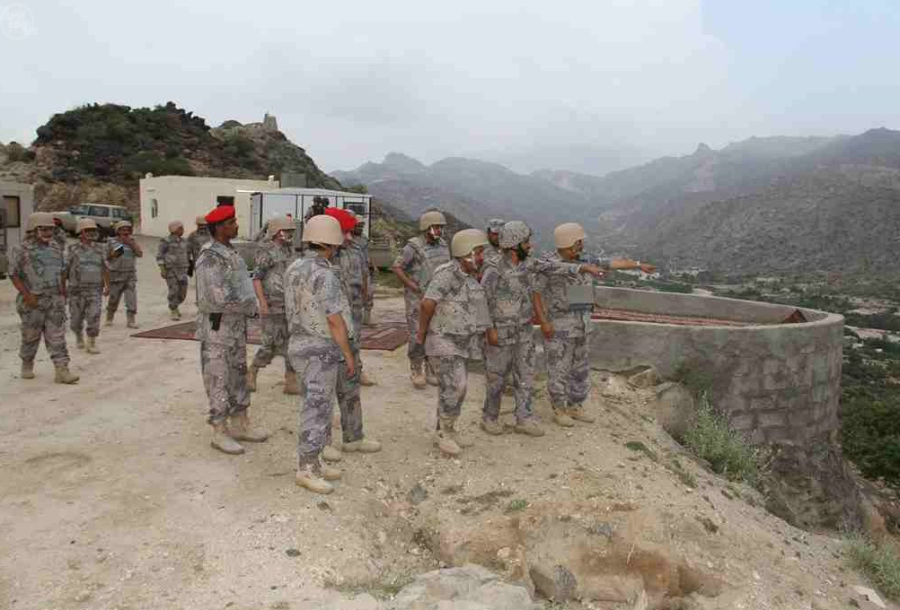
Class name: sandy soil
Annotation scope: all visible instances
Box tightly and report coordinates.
[0,236,893,610]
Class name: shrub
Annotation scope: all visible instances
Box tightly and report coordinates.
[846,534,900,599]
[681,394,761,485]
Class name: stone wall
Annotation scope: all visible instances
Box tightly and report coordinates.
[588,287,844,446]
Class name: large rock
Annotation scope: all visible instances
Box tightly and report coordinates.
[386,564,537,610]
[649,382,696,439]
[628,366,660,389]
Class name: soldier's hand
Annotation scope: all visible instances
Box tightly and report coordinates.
[345,354,356,378]
[540,321,554,340]
[23,293,38,308]
[580,264,604,279]
[486,328,500,347]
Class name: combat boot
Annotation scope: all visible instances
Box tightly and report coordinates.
[296,462,334,495]
[567,403,596,423]
[227,411,269,442]
[54,365,80,384]
[514,419,546,437]
[343,438,382,454]
[434,429,462,457]
[552,404,575,428]
[21,361,35,380]
[322,444,343,462]
[86,336,101,354]
[126,313,139,329]
[283,369,299,395]
[211,422,245,455]
[75,332,85,350]
[105,311,114,326]
[410,360,427,390]
[359,369,376,386]
[169,309,179,321]
[246,365,260,392]
[425,361,439,386]
[441,417,473,451]
[319,458,342,481]
[174,307,182,320]
[480,418,504,436]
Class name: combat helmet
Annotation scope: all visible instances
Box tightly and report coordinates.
[451,229,489,258]
[554,223,586,249]
[302,215,343,246]
[499,221,531,249]
[419,210,447,231]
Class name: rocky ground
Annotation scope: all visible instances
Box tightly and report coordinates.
[0,235,894,610]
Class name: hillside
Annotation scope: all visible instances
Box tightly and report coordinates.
[0,102,340,213]
[333,153,601,246]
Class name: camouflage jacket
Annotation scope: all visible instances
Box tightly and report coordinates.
[252,239,297,313]
[53,226,67,251]
[65,242,107,292]
[349,237,370,273]
[195,241,259,344]
[156,234,190,272]
[285,252,354,361]
[482,243,502,268]
[423,261,490,359]
[10,240,65,296]
[335,244,367,307]
[394,235,449,300]
[187,228,211,263]
[535,251,593,337]
[106,238,138,281]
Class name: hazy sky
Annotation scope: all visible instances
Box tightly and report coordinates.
[2,0,899,174]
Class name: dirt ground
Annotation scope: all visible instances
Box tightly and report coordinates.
[0,236,893,610]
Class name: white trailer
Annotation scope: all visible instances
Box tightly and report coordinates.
[246,187,373,239]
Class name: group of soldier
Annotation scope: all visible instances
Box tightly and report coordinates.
[11,201,603,497]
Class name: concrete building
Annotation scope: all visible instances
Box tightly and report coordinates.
[139,175,278,238]
[1,181,35,249]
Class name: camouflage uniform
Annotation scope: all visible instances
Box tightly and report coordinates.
[285,252,355,468]
[354,233,375,318]
[251,239,298,373]
[483,243,503,268]
[195,241,259,424]
[11,241,69,366]
[394,236,450,365]
[106,237,138,315]
[187,227,211,269]
[424,261,490,424]
[481,255,582,422]
[536,252,594,409]
[53,225,67,251]
[156,234,190,311]
[66,242,106,339]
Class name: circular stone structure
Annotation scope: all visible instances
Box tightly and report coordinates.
[589,286,844,446]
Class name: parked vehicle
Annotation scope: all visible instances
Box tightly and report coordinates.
[67,203,133,237]
[0,208,8,279]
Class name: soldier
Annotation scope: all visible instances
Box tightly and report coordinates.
[417,229,491,456]
[106,220,143,328]
[391,210,451,389]
[537,223,604,427]
[248,216,299,395]
[10,212,79,383]
[480,221,603,437]
[483,219,505,267]
[51,214,67,250]
[66,218,109,355]
[187,215,211,276]
[303,195,330,222]
[156,220,190,320]
[285,215,356,494]
[340,210,375,386]
[195,205,267,455]
[351,213,376,326]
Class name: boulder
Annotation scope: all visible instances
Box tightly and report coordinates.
[628,366,659,389]
[386,564,536,610]
[649,382,696,439]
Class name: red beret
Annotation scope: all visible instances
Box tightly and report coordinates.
[205,205,235,224]
[324,207,357,233]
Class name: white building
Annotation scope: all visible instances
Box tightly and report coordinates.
[1,181,35,249]
[139,175,279,238]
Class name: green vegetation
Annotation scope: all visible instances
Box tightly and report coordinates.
[847,534,900,600]
[624,440,659,462]
[681,394,761,486]
[669,457,698,488]
[506,499,528,513]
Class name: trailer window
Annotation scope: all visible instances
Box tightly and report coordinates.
[3,196,20,228]
[216,196,235,207]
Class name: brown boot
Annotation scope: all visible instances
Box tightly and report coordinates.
[126,313,139,329]
[322,444,343,462]
[246,365,259,392]
[85,336,100,354]
[359,369,376,386]
[410,360,427,390]
[480,418,504,436]
[75,332,85,350]
[567,403,596,423]
[343,438,382,453]
[283,369,299,395]
[514,419,546,437]
[227,411,269,442]
[434,429,461,456]
[21,361,35,380]
[553,405,575,428]
[296,462,334,494]
[54,365,80,384]
[105,311,114,326]
[211,422,245,455]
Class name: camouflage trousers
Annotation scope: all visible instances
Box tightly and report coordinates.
[252,313,294,373]
[404,294,425,364]
[545,332,590,408]
[17,293,69,366]
[165,270,188,310]
[108,275,137,315]
[328,342,364,445]
[200,340,250,424]
[432,355,468,425]
[483,327,537,422]
[289,353,339,467]
[69,289,103,338]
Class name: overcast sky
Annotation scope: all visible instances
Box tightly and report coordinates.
[2,0,899,174]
